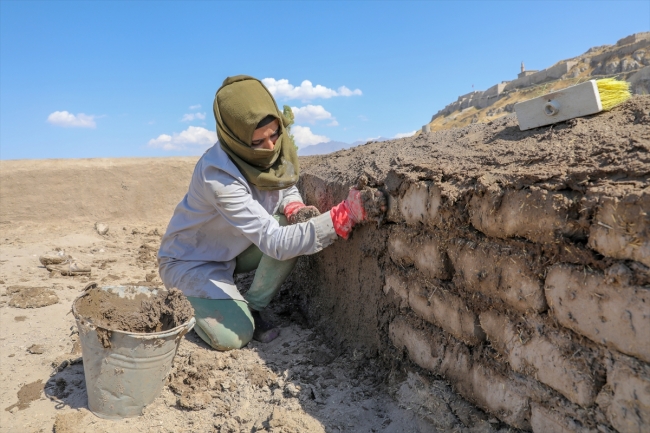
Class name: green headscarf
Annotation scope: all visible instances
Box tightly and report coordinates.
[213,75,299,191]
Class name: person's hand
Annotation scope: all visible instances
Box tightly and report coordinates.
[288,206,321,224]
[344,188,387,224]
[330,187,387,239]
[284,202,321,224]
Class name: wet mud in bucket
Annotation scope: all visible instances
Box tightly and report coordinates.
[72,286,195,419]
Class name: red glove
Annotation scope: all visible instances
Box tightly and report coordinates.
[284,202,321,224]
[283,202,306,220]
[330,189,366,239]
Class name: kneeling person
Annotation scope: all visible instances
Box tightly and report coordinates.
[158,75,385,351]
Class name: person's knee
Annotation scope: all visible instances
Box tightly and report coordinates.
[195,318,253,351]
[188,298,254,351]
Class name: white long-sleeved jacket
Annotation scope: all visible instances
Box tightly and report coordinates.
[158,142,337,300]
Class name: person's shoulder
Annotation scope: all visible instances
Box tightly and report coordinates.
[200,142,232,172]
[200,142,249,189]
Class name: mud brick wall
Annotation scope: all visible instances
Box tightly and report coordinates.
[292,97,650,432]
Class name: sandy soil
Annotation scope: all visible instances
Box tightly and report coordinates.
[0,222,499,432]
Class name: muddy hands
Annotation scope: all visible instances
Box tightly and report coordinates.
[345,187,387,224]
[287,206,321,224]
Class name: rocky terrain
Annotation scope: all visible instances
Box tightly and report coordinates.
[424,32,650,133]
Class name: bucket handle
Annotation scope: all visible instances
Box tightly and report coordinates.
[83,281,98,292]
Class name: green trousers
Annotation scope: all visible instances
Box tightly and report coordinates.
[187,215,297,351]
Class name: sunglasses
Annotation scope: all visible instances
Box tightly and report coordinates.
[251,128,281,147]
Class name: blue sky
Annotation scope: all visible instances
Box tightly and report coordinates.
[1,1,648,160]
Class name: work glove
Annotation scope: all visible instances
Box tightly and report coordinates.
[284,201,321,225]
[330,187,387,239]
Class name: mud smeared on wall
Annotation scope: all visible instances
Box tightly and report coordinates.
[293,96,650,432]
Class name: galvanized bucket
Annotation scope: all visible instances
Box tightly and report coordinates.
[72,286,195,419]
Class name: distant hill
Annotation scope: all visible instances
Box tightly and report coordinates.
[298,141,350,156]
[298,137,393,156]
[422,32,650,134]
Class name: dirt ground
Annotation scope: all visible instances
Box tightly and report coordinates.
[0,221,506,433]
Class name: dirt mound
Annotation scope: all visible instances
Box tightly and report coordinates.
[0,157,197,227]
[302,96,649,197]
[74,286,193,333]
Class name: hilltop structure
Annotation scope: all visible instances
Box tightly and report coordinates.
[424,32,650,133]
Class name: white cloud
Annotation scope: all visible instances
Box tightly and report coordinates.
[327,120,339,127]
[291,105,336,125]
[189,104,202,110]
[394,130,417,138]
[148,126,217,151]
[181,112,206,122]
[291,125,329,148]
[47,111,96,128]
[262,78,362,101]
[337,87,362,97]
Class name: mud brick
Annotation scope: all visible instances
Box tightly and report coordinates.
[530,403,600,433]
[588,191,650,267]
[388,231,450,280]
[545,264,650,363]
[448,240,547,313]
[597,354,650,433]
[388,316,445,373]
[413,238,450,280]
[436,341,469,380]
[447,356,532,430]
[383,273,409,308]
[469,187,582,244]
[391,318,532,429]
[480,311,598,406]
[409,285,485,345]
[398,182,442,225]
[299,174,331,211]
[439,343,533,429]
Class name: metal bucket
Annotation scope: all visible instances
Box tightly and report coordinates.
[72,286,195,419]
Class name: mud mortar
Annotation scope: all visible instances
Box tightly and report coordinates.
[75,287,193,334]
[4,380,43,412]
[8,286,59,308]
